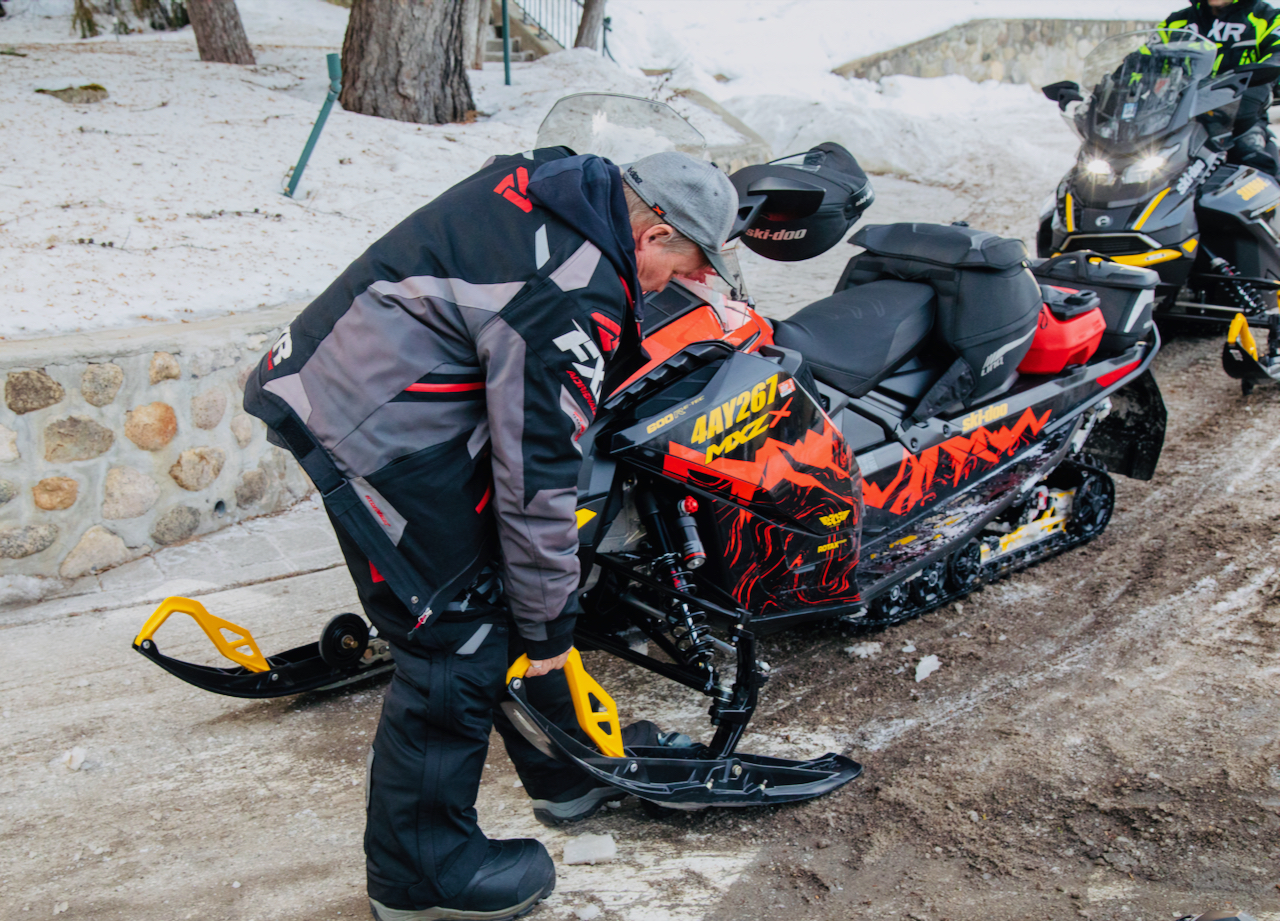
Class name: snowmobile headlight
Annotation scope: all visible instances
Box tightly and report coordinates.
[1121,155,1167,185]
[1084,158,1115,180]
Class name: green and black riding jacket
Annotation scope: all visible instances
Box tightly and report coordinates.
[1161,0,1280,71]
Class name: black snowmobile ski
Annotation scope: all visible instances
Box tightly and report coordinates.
[1223,311,1280,393]
[502,648,862,809]
[132,597,394,699]
[131,596,862,807]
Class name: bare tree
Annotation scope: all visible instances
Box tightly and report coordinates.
[574,0,606,51]
[72,0,101,38]
[340,0,476,125]
[466,0,490,71]
[188,0,254,65]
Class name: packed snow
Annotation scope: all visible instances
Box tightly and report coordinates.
[915,654,943,683]
[0,0,1136,339]
[563,832,619,865]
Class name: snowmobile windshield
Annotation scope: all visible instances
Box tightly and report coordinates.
[535,94,748,297]
[535,93,707,163]
[1074,29,1217,150]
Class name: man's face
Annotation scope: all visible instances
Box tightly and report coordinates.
[634,224,711,294]
[1206,0,1235,13]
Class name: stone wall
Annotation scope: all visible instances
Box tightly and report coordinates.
[834,19,1158,88]
[0,305,313,588]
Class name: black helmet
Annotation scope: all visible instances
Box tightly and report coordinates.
[729,142,874,262]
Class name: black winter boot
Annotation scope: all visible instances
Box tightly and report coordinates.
[369,838,554,921]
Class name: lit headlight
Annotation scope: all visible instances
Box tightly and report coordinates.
[1084,158,1114,178]
[1121,155,1167,185]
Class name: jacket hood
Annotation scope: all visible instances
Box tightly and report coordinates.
[527,153,642,313]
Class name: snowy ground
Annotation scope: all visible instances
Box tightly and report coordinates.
[3,0,1100,340]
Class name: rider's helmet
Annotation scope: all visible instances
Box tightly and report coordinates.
[730,142,874,261]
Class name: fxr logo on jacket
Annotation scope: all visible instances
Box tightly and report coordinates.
[553,311,623,405]
[554,320,604,404]
[1207,20,1247,43]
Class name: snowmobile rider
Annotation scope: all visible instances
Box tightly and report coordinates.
[1161,0,1280,176]
[242,148,737,921]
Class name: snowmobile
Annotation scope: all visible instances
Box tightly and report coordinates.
[134,94,1166,811]
[1038,29,1280,394]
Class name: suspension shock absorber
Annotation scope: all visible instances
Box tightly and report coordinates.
[1207,249,1269,316]
[672,495,706,570]
[636,488,715,671]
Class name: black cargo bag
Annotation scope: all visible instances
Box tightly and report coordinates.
[731,143,874,262]
[1031,252,1157,356]
[837,222,1043,416]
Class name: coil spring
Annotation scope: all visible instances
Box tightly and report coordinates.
[667,602,716,671]
[1213,255,1269,315]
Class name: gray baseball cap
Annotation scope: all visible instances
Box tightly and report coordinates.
[621,152,739,284]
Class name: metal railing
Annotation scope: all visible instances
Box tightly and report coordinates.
[518,0,615,60]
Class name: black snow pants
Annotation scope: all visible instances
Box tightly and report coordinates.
[329,511,594,910]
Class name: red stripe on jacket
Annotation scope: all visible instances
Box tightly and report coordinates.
[404,382,485,393]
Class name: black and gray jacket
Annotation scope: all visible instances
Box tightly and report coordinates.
[243,148,642,658]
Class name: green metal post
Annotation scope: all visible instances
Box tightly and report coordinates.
[285,53,342,199]
[502,0,511,86]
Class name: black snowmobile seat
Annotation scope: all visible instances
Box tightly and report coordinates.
[772,280,936,398]
[839,223,1044,411]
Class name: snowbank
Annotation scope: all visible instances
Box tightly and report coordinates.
[606,0,1175,101]
[725,73,1078,195]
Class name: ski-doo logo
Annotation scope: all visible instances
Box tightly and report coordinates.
[819,509,851,528]
[1207,20,1247,43]
[1094,215,1112,227]
[960,402,1009,433]
[554,320,605,401]
[268,328,292,370]
[1176,159,1207,195]
[744,227,808,242]
[980,328,1036,377]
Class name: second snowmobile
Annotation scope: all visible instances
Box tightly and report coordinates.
[134,95,1167,811]
[1039,28,1280,393]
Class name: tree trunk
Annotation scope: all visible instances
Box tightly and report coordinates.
[72,0,101,38]
[574,0,606,51]
[188,0,255,65]
[340,0,476,125]
[467,0,490,71]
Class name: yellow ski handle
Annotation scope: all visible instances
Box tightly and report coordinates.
[1228,312,1260,361]
[506,648,625,758]
[134,596,271,673]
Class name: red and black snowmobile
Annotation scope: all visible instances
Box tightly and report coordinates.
[134,95,1166,810]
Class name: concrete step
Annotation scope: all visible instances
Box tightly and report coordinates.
[484,50,536,62]
[485,37,522,53]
